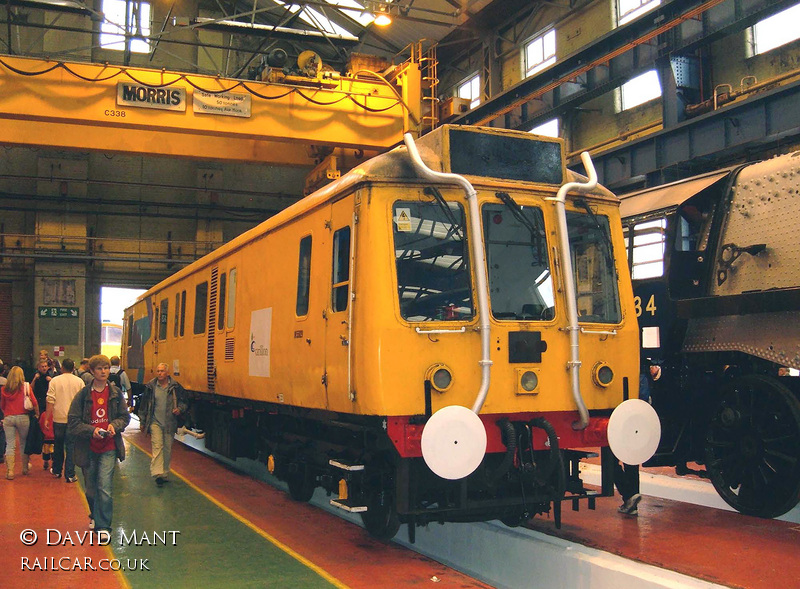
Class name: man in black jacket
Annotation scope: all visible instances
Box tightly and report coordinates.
[67,355,130,533]
[139,362,187,486]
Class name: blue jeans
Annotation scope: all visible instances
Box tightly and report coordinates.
[3,414,30,457]
[52,423,75,478]
[82,450,117,530]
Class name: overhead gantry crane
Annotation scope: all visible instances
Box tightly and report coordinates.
[0,53,423,166]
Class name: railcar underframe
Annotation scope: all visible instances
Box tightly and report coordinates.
[188,391,616,540]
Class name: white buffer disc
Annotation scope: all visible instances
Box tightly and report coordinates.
[607,399,661,465]
[421,405,487,480]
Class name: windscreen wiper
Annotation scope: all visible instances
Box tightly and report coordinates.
[424,186,464,241]
[496,191,545,261]
[496,192,544,237]
[575,198,615,271]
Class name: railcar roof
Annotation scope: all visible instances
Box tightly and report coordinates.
[132,127,616,306]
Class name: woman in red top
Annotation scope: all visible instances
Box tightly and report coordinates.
[1,366,40,480]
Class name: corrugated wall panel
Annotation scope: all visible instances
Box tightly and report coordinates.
[0,283,11,363]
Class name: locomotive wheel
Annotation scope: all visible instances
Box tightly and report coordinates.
[705,375,800,518]
[286,467,315,503]
[360,488,400,541]
[360,456,400,541]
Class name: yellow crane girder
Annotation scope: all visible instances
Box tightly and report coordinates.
[0,56,418,165]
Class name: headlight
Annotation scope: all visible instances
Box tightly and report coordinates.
[516,368,540,395]
[520,371,538,392]
[426,364,453,392]
[592,362,614,388]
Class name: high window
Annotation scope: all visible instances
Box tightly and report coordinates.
[273,0,373,37]
[625,218,666,279]
[524,29,556,77]
[618,0,661,25]
[619,70,661,111]
[751,3,800,56]
[529,118,560,138]
[457,74,481,109]
[100,0,151,53]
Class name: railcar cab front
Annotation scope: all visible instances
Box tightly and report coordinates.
[367,127,640,536]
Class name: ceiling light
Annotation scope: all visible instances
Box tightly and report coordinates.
[373,5,392,26]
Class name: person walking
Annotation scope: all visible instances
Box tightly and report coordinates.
[46,358,85,482]
[108,356,132,409]
[31,359,55,469]
[1,366,39,480]
[0,360,7,462]
[77,358,92,385]
[140,362,188,486]
[68,355,130,532]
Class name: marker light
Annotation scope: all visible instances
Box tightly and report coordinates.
[426,364,453,392]
[592,362,614,388]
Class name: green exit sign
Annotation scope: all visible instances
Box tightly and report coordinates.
[38,307,79,318]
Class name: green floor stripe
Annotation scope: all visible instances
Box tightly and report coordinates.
[101,443,337,589]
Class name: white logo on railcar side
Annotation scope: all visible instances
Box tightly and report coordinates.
[249,308,273,378]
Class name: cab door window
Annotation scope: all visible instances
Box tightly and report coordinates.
[296,237,312,317]
[331,228,350,312]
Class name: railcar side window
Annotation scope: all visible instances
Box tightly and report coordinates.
[331,228,350,313]
[631,218,666,279]
[296,237,312,316]
[566,211,622,323]
[194,281,208,334]
[226,269,236,329]
[482,202,554,320]
[179,290,186,336]
[173,293,180,338]
[126,314,133,347]
[392,198,474,322]
[159,299,168,340]
[218,272,227,330]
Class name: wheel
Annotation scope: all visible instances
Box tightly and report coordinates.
[360,488,400,541]
[705,375,800,518]
[286,467,315,503]
[359,456,400,541]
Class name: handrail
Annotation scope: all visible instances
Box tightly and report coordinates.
[546,151,598,430]
[415,327,467,334]
[403,132,493,414]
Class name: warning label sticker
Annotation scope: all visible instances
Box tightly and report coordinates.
[395,208,412,232]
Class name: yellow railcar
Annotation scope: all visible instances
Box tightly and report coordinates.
[123,125,646,540]
[100,321,122,360]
